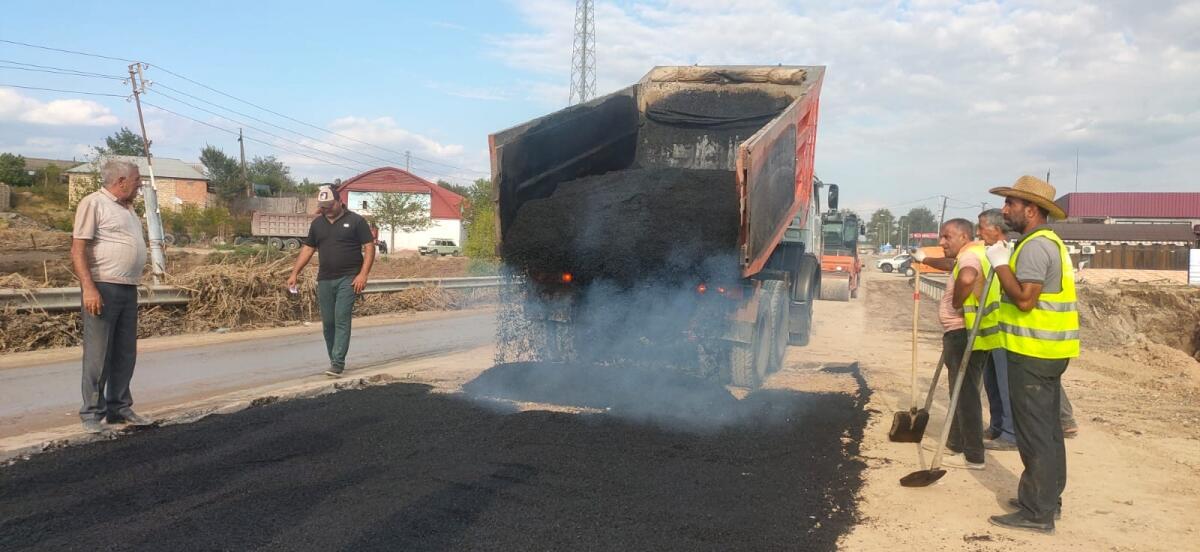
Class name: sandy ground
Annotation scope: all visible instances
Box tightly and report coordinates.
[831,274,1200,550]
[3,269,1197,549]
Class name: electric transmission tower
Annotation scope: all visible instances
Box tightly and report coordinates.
[568,0,596,105]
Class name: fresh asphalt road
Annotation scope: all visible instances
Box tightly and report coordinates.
[0,311,495,437]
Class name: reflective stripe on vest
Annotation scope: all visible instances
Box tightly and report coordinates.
[952,244,1002,351]
[998,229,1080,359]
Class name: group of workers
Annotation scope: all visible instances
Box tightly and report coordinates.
[910,175,1080,534]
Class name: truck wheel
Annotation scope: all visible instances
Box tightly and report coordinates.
[163,233,176,246]
[881,264,893,273]
[731,299,771,388]
[763,280,789,374]
[284,238,301,251]
[819,278,851,301]
[267,237,284,250]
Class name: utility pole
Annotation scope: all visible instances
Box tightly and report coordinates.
[239,128,250,197]
[1074,148,1079,193]
[937,195,948,231]
[568,0,596,105]
[405,150,411,173]
[126,62,167,282]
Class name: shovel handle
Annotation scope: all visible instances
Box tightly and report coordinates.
[929,270,996,471]
[911,287,920,408]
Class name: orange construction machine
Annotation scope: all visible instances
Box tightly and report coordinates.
[816,184,862,301]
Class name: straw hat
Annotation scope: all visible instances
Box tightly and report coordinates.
[988,175,1066,220]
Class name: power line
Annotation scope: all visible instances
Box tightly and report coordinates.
[0,59,124,79]
[0,83,126,98]
[0,38,136,63]
[140,100,362,172]
[1,38,487,176]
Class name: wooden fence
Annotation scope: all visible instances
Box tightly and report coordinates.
[1071,244,1194,270]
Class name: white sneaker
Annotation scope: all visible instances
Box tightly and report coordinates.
[942,455,985,470]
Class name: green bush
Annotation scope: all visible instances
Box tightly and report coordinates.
[466,258,500,276]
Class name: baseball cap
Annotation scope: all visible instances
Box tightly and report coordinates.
[316,184,338,206]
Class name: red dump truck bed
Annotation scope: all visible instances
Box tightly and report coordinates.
[489,65,824,278]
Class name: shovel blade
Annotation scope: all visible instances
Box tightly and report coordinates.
[909,409,930,440]
[900,469,946,487]
[888,410,921,443]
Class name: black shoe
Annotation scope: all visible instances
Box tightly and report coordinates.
[1007,498,1061,520]
[984,427,1001,440]
[82,418,104,434]
[324,366,344,377]
[989,512,1054,534]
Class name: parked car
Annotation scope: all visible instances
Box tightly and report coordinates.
[875,253,912,273]
[418,238,461,257]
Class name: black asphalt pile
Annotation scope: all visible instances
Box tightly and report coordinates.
[1,382,868,551]
[502,168,740,285]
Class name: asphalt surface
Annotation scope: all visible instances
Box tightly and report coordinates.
[0,363,870,551]
[0,312,494,436]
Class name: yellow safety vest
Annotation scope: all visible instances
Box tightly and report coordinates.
[998,229,1080,359]
[953,244,1002,351]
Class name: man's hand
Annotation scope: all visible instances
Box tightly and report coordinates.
[82,285,103,316]
[286,274,298,290]
[912,249,927,263]
[986,241,1013,267]
[352,274,368,294]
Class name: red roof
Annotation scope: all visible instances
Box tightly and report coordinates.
[337,167,464,220]
[1055,192,1200,219]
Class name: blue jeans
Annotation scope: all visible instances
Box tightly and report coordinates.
[984,349,1016,441]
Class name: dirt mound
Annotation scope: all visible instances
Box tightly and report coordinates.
[1077,283,1200,360]
[503,167,740,285]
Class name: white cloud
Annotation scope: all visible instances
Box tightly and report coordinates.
[492,0,1200,211]
[0,88,119,126]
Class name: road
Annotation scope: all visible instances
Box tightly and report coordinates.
[0,310,494,438]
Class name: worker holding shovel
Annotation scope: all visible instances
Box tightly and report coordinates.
[912,219,995,469]
[985,176,1080,535]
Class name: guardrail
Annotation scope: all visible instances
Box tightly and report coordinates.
[0,276,507,312]
[917,274,947,300]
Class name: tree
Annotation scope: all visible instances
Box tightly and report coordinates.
[247,155,295,196]
[295,178,320,197]
[96,127,144,156]
[200,145,243,204]
[0,153,33,186]
[867,208,895,247]
[903,206,938,233]
[369,192,434,249]
[460,179,497,259]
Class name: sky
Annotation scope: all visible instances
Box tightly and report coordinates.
[1,0,1198,217]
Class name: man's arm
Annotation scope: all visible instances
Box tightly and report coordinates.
[71,238,102,315]
[919,257,956,271]
[994,266,1042,312]
[287,245,316,288]
[353,241,375,294]
[951,266,979,310]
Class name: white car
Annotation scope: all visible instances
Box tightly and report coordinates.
[876,254,913,274]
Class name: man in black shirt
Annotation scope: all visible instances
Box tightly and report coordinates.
[287,185,376,376]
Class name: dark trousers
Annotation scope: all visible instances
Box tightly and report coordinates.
[942,329,988,464]
[1007,350,1069,524]
[80,283,139,421]
[317,277,356,370]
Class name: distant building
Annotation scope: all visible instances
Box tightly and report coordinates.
[1055,192,1200,226]
[337,167,465,251]
[66,155,213,210]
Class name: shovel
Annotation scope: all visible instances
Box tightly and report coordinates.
[888,286,925,442]
[901,271,997,487]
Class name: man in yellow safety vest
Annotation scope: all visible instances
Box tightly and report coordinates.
[984,175,1079,535]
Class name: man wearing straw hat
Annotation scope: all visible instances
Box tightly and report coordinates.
[984,175,1079,534]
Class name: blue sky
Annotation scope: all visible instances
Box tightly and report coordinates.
[3,1,1199,216]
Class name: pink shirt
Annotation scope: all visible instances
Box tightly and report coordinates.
[938,242,983,332]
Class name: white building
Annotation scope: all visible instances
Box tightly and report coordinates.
[337,167,465,252]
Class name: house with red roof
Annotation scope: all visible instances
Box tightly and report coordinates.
[337,167,465,252]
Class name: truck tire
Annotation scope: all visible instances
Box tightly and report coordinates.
[267,237,284,250]
[881,264,893,273]
[789,255,818,346]
[819,278,851,301]
[163,233,176,246]
[284,238,301,251]
[763,280,789,374]
[731,295,772,388]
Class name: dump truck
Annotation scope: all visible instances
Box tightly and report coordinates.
[243,211,317,250]
[490,65,826,388]
[816,183,863,301]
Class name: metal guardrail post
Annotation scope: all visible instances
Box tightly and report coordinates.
[0,277,511,312]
